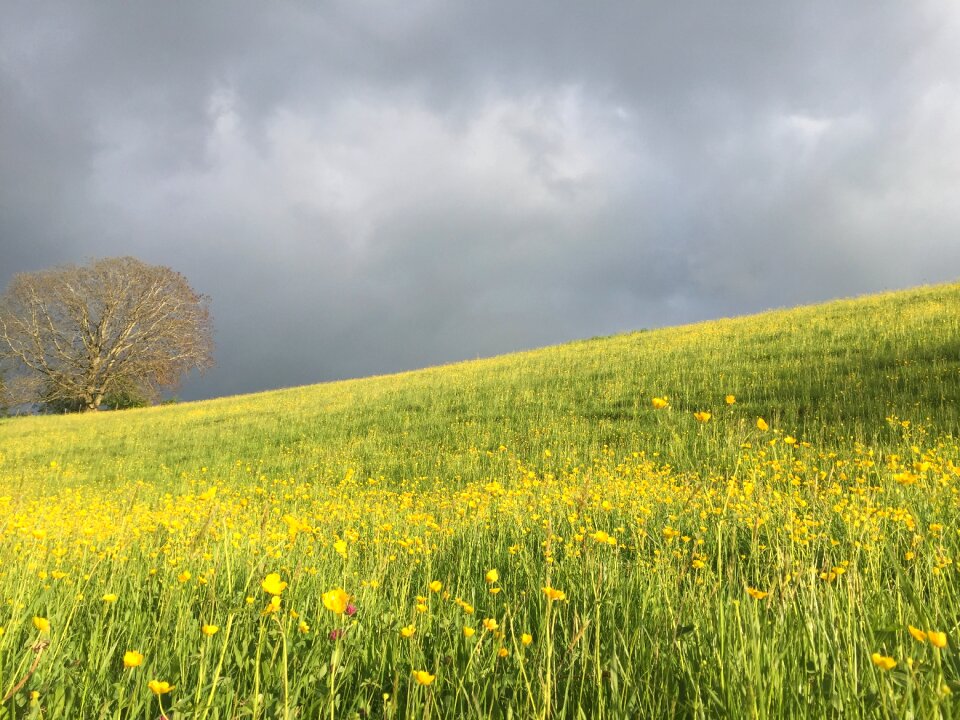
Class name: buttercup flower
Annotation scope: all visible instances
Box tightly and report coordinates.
[262,595,282,615]
[542,586,566,602]
[322,588,349,614]
[261,573,288,596]
[412,670,435,686]
[123,650,144,668]
[871,653,896,671]
[148,680,175,694]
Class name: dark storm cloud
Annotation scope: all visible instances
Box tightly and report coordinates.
[2,1,959,399]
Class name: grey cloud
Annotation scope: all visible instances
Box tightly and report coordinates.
[2,1,960,399]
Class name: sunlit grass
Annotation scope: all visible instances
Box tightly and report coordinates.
[0,282,959,717]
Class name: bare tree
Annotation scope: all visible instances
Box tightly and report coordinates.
[0,257,213,412]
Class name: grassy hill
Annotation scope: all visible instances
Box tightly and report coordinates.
[2,282,959,488]
[1,282,960,719]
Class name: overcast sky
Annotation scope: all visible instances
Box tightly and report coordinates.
[2,1,960,400]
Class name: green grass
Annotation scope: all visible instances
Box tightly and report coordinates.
[0,282,959,718]
[4,282,960,487]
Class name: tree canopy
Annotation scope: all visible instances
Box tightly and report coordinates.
[0,257,213,412]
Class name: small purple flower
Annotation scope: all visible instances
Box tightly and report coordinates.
[329,628,344,641]
[345,603,357,616]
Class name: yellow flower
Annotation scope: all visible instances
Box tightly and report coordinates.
[908,626,927,643]
[261,573,288,596]
[498,647,509,657]
[756,417,769,432]
[262,595,282,615]
[33,617,50,634]
[102,593,118,603]
[298,620,310,633]
[871,653,897,671]
[746,587,769,600]
[521,633,533,646]
[322,588,350,614]
[400,624,417,638]
[929,631,948,649]
[590,530,610,543]
[177,570,191,583]
[485,569,499,585]
[412,670,435,686]
[333,539,348,557]
[415,602,429,613]
[148,680,175,695]
[542,586,566,602]
[123,650,144,668]
[651,397,669,409]
[894,471,919,486]
[463,626,476,638]
[483,618,498,632]
[461,602,475,615]
[201,624,219,637]
[693,411,711,423]
[725,395,736,405]
[429,580,442,593]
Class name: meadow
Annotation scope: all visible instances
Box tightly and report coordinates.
[1,283,960,718]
